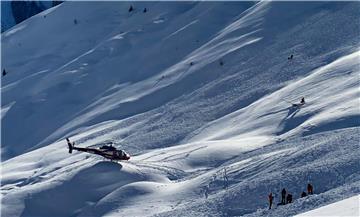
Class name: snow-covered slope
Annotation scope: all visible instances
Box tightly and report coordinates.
[1,1,360,217]
[1,1,59,32]
[1,1,16,32]
[295,195,359,217]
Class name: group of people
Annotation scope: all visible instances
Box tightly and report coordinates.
[128,5,147,13]
[268,183,313,209]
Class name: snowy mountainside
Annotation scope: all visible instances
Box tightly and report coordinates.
[1,0,60,32]
[1,1,360,217]
[1,1,16,32]
[2,1,256,158]
[295,195,360,217]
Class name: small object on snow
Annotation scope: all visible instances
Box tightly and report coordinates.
[153,75,165,87]
[300,97,305,104]
[301,191,307,198]
[190,62,194,66]
[290,97,306,107]
[73,19,78,25]
[288,54,294,60]
[129,5,134,12]
[219,60,224,66]
[2,69,7,77]
[286,193,293,204]
[293,97,305,107]
[143,8,147,13]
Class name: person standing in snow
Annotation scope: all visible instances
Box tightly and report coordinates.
[204,184,210,199]
[268,192,274,209]
[2,69,7,77]
[281,188,286,205]
[223,168,229,189]
[128,5,134,12]
[307,183,313,195]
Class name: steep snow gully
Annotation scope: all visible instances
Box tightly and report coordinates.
[1,1,360,217]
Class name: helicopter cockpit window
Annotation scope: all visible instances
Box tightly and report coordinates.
[118,151,125,157]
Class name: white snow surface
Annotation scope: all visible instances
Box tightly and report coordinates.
[295,195,360,217]
[1,1,360,217]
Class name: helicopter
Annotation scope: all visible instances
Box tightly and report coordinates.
[66,138,130,161]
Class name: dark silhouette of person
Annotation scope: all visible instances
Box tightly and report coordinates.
[307,183,313,195]
[268,192,274,209]
[288,54,293,60]
[281,188,286,205]
[128,5,134,12]
[301,191,307,198]
[2,69,6,77]
[286,193,293,204]
[300,97,305,104]
[143,8,147,13]
[292,97,305,107]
